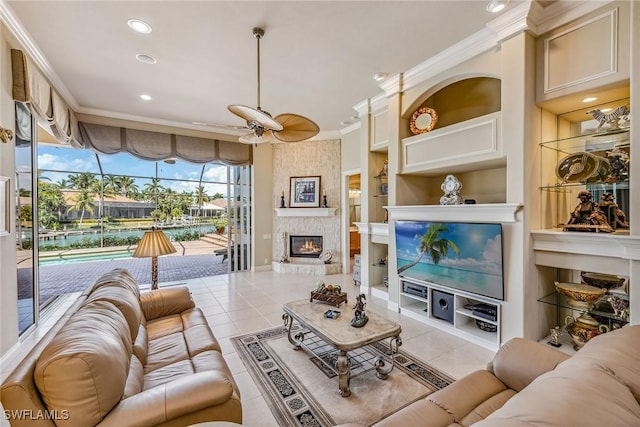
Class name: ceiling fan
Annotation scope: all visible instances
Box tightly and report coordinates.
[197,27,319,144]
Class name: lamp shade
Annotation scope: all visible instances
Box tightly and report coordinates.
[133,229,177,258]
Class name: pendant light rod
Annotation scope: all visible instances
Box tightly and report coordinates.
[253,27,264,110]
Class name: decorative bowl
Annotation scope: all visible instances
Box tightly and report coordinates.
[580,271,626,290]
[554,281,606,310]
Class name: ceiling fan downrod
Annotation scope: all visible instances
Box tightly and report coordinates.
[253,27,264,111]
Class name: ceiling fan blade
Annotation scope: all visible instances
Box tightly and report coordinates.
[238,130,274,144]
[227,105,283,131]
[273,113,320,142]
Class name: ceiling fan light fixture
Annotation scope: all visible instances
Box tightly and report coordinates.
[127,18,152,34]
[239,130,274,144]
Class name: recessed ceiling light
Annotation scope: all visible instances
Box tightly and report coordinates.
[127,18,152,34]
[140,94,152,101]
[582,96,598,103]
[136,53,157,64]
[486,0,507,13]
[372,72,389,82]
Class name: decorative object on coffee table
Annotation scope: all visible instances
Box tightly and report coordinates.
[311,281,346,307]
[439,174,464,205]
[351,293,369,328]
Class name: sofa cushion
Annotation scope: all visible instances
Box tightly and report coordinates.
[90,268,140,299]
[476,358,640,426]
[574,325,640,402]
[85,285,142,341]
[488,337,570,392]
[34,300,132,427]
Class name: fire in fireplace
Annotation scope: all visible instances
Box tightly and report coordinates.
[290,235,323,258]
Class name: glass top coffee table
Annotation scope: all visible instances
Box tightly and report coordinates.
[282,298,402,397]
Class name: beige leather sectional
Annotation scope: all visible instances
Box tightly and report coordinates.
[1,268,242,427]
[373,325,640,426]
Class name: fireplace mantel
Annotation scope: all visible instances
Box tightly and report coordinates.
[274,208,337,217]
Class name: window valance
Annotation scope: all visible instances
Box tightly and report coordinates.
[11,49,251,165]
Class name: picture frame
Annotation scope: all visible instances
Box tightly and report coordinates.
[0,176,9,236]
[290,176,321,208]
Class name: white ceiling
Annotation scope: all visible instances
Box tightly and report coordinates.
[4,1,518,141]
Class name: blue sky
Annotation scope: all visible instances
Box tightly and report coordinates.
[18,143,231,196]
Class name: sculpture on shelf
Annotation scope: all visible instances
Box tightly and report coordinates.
[440,175,464,205]
[599,193,629,229]
[548,326,562,347]
[605,148,629,182]
[607,295,629,321]
[351,293,368,328]
[587,105,630,132]
[564,190,613,233]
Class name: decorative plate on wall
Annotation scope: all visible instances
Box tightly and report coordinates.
[409,107,438,135]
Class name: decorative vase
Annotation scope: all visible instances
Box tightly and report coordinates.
[565,312,609,350]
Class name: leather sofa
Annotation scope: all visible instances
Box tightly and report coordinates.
[1,268,242,427]
[373,324,640,426]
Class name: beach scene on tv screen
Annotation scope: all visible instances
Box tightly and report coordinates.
[395,221,504,300]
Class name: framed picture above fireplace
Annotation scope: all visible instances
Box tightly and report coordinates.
[290,176,321,207]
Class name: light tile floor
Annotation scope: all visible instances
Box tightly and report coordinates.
[1,269,496,427]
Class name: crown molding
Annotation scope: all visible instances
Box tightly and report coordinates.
[352,99,370,117]
[378,73,402,97]
[340,122,361,135]
[402,27,498,93]
[369,91,388,114]
[0,0,79,110]
[486,0,536,40]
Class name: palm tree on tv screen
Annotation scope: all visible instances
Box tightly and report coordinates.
[397,223,460,274]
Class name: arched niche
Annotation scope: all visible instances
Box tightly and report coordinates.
[404,77,501,135]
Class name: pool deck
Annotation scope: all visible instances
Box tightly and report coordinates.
[17,239,232,307]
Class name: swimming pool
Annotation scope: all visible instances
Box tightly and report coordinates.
[39,250,134,266]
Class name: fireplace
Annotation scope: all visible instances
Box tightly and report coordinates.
[290,235,323,258]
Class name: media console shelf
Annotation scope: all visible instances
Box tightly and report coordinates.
[400,278,501,350]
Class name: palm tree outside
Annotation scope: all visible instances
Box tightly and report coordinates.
[397,223,460,274]
[69,189,95,229]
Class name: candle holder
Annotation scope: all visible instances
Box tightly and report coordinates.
[322,194,328,208]
[280,194,286,208]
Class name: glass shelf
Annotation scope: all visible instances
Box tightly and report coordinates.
[538,291,629,326]
[539,181,629,191]
[540,127,629,150]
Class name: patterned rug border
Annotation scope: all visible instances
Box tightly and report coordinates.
[231,325,455,427]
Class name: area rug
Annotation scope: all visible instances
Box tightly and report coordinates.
[231,325,455,427]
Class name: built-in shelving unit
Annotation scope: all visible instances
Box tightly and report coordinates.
[400,277,501,350]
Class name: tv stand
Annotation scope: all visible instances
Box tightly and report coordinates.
[400,277,501,351]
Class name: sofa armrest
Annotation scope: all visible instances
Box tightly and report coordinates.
[487,337,570,392]
[139,287,195,320]
[96,371,235,427]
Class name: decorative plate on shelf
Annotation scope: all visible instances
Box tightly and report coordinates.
[409,107,438,135]
[556,152,600,184]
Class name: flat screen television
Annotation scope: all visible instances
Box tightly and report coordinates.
[395,221,504,301]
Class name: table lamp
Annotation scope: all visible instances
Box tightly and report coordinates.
[133,227,176,290]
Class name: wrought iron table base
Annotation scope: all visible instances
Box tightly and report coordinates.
[282,313,401,397]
